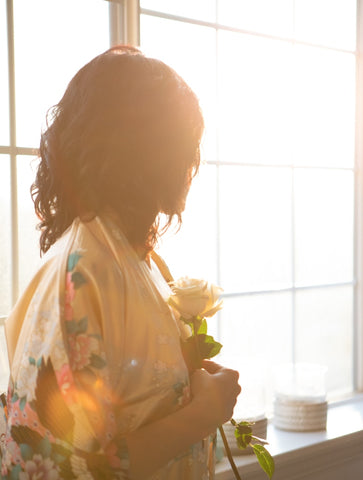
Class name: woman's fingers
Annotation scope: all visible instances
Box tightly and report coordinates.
[201,359,223,373]
[202,360,240,385]
[190,363,241,427]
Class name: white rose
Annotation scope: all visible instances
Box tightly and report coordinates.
[168,277,223,319]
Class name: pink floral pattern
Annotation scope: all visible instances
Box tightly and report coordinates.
[1,219,215,480]
[9,401,52,442]
[55,364,76,404]
[68,334,93,370]
[19,454,60,480]
[1,250,129,479]
[64,272,75,322]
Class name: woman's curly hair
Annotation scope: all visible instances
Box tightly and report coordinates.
[32,45,204,254]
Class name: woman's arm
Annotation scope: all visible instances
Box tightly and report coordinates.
[2,251,240,480]
[127,363,241,479]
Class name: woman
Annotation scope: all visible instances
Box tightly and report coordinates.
[1,45,240,479]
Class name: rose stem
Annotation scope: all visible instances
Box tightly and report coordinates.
[193,317,203,369]
[218,425,243,480]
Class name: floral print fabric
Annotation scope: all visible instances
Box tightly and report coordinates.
[1,248,128,479]
[1,216,215,479]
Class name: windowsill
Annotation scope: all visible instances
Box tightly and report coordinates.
[216,394,363,480]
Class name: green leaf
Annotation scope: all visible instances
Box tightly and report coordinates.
[90,354,107,369]
[197,318,208,335]
[237,434,252,449]
[234,420,254,449]
[196,333,223,359]
[235,429,252,449]
[67,252,82,272]
[234,420,253,431]
[20,443,33,461]
[29,357,36,366]
[252,444,275,479]
[181,332,223,373]
[71,271,87,289]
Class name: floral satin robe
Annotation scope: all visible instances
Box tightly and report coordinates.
[0,216,215,479]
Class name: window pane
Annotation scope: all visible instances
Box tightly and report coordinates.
[140,14,217,161]
[17,156,41,294]
[140,0,216,22]
[157,164,218,283]
[293,46,355,168]
[218,31,294,165]
[140,5,357,401]
[219,166,292,292]
[14,0,110,148]
[294,169,354,286]
[0,155,11,315]
[0,0,9,145]
[217,0,294,38]
[219,292,293,406]
[295,286,353,395]
[294,0,356,50]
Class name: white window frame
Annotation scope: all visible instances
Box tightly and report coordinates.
[354,0,363,392]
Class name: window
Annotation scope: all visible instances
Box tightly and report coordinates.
[140,0,360,407]
[0,0,111,389]
[1,1,362,411]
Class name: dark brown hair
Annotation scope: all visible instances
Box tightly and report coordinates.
[32,45,204,254]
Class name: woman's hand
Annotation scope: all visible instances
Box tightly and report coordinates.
[190,360,241,431]
[127,360,240,479]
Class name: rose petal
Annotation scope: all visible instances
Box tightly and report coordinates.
[169,278,223,319]
[203,300,224,318]
[168,297,192,319]
[172,282,208,297]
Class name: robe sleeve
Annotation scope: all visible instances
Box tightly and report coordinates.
[2,250,130,479]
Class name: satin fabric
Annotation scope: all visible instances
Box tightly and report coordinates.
[2,216,215,479]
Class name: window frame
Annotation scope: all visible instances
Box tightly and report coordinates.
[2,0,139,305]
[354,0,363,392]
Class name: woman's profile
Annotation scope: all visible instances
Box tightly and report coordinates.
[1,45,240,480]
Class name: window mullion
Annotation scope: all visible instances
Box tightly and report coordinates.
[125,0,140,46]
[6,0,18,306]
[354,0,363,392]
[108,0,139,46]
[108,0,125,45]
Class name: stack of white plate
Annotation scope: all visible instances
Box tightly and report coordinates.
[273,395,327,432]
[220,416,268,455]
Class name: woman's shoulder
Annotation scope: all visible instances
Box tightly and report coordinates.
[11,218,120,316]
[42,216,121,274]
